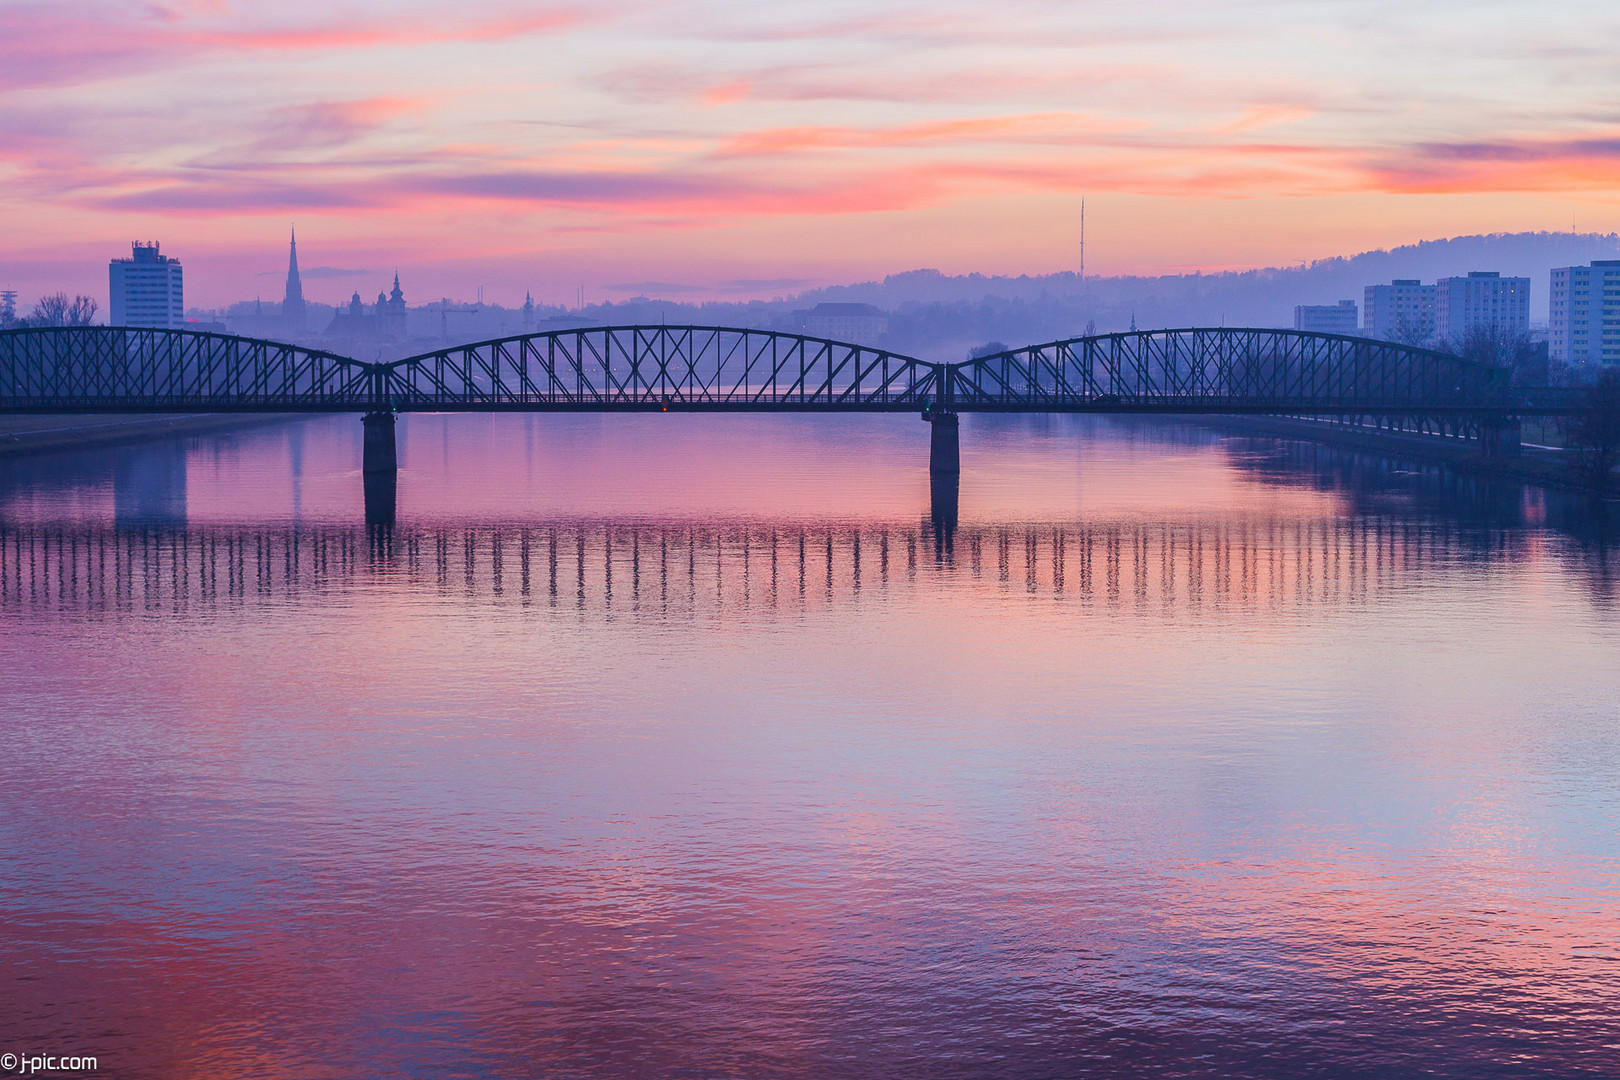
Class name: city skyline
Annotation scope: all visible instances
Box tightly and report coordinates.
[4,0,1620,307]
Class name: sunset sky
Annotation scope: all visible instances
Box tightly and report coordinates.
[4,0,1619,307]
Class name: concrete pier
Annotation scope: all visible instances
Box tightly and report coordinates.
[1479,417,1522,459]
[363,470,396,528]
[362,411,397,474]
[928,410,960,477]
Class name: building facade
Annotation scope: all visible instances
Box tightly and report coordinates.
[1433,271,1529,343]
[798,303,889,344]
[109,242,183,328]
[1549,260,1620,368]
[1293,300,1358,335]
[1363,279,1437,342]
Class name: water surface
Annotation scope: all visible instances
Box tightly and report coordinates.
[2,413,1618,1078]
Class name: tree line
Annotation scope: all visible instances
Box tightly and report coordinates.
[0,292,99,328]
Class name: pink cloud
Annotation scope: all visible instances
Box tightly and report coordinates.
[715,114,1143,157]
[248,98,425,153]
[0,4,584,92]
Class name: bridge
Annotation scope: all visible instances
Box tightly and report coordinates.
[0,323,1579,520]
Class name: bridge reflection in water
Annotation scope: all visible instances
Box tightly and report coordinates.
[0,515,1555,619]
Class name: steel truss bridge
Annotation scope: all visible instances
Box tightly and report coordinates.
[0,323,1576,416]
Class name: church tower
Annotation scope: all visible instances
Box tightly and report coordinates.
[283,228,306,331]
[383,271,407,338]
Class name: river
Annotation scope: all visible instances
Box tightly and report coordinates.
[2,413,1617,1078]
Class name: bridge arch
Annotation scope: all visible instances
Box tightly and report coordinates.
[377,325,939,411]
[0,325,374,412]
[949,328,1511,414]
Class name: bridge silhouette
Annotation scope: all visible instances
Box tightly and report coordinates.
[0,323,1580,522]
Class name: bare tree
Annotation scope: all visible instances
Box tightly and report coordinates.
[1451,322,1545,384]
[1390,319,1436,350]
[22,293,99,327]
[1564,369,1620,492]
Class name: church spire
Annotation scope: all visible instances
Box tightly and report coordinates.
[283,227,306,329]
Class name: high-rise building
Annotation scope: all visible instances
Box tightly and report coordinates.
[1363,279,1437,342]
[109,242,183,328]
[1293,300,1358,335]
[283,228,306,331]
[1433,271,1529,343]
[1549,260,1620,368]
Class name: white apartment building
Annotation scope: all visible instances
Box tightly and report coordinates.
[1293,300,1359,335]
[1433,271,1529,343]
[1549,259,1620,367]
[1363,279,1437,341]
[109,242,183,328]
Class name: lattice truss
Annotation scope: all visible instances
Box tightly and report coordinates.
[952,329,1511,413]
[1,324,1569,415]
[379,326,939,410]
[0,327,372,411]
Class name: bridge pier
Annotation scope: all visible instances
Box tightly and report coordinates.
[362,411,397,528]
[930,471,959,550]
[927,410,960,477]
[362,411,397,473]
[364,471,396,528]
[1479,416,1522,459]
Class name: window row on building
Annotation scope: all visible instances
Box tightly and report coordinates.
[108,242,184,329]
[1362,273,1530,343]
[1549,261,1620,366]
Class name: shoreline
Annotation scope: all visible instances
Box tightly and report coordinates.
[0,414,311,459]
[1198,414,1604,493]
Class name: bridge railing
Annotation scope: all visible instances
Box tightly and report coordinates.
[0,326,373,411]
[378,326,940,411]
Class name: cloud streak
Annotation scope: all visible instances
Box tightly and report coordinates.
[0,4,585,91]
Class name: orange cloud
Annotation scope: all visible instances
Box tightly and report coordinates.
[1363,135,1620,194]
[700,80,753,108]
[716,114,1141,157]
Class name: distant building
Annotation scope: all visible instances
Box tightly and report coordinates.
[798,302,889,344]
[282,229,306,332]
[1293,300,1358,335]
[1549,260,1620,368]
[1434,271,1529,343]
[1363,279,1437,342]
[109,242,183,328]
[325,273,408,342]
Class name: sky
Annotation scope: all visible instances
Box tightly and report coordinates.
[3,0,1620,308]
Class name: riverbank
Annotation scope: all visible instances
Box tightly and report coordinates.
[0,414,308,459]
[1201,415,1602,492]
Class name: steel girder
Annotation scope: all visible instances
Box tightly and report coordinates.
[0,326,372,412]
[0,324,1575,416]
[376,326,939,411]
[951,328,1516,415]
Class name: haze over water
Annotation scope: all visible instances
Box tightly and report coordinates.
[2,414,1618,1078]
